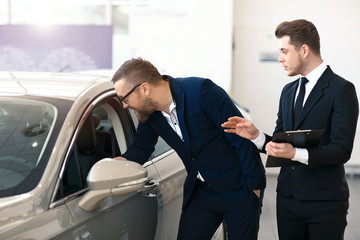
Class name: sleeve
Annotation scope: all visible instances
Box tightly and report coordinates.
[199,79,266,190]
[274,87,286,134]
[251,131,266,150]
[122,121,159,165]
[308,82,359,168]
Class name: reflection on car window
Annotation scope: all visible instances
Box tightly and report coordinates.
[0,97,57,191]
[152,137,171,158]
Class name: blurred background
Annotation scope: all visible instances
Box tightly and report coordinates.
[1,0,360,239]
[1,0,359,175]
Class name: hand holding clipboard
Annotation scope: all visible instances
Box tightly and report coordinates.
[266,129,324,167]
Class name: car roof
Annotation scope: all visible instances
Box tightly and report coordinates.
[0,72,113,101]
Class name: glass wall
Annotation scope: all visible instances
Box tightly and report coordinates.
[0,0,185,70]
[0,0,233,91]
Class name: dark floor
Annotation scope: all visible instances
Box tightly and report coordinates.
[258,175,360,240]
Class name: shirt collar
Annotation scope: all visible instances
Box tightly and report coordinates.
[169,100,176,112]
[161,100,177,117]
[301,61,327,84]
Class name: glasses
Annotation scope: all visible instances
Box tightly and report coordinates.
[119,83,142,104]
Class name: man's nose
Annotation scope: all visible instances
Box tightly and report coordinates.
[278,54,284,62]
[122,102,129,109]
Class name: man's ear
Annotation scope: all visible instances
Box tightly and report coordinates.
[301,44,310,58]
[141,82,151,96]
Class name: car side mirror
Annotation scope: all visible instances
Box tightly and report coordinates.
[78,158,147,211]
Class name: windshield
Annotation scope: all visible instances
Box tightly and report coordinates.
[0,97,57,191]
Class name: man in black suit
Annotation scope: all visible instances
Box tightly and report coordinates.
[222,19,359,240]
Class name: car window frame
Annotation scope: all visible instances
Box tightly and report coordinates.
[50,91,134,208]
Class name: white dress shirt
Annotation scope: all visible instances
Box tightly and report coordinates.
[161,101,183,140]
[162,101,205,181]
[252,62,327,165]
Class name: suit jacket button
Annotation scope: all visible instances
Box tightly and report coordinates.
[192,158,196,161]
[292,166,296,170]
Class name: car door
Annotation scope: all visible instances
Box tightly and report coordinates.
[124,107,187,240]
[51,93,160,240]
[149,139,186,240]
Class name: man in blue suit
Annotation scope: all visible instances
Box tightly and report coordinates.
[222,19,359,240]
[111,58,266,239]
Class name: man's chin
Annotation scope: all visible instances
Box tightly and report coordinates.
[135,110,152,123]
[137,116,149,123]
[287,71,296,77]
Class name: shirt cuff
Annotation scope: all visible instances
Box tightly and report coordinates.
[251,131,265,150]
[292,148,309,165]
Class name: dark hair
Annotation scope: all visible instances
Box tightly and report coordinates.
[275,19,321,56]
[111,57,162,86]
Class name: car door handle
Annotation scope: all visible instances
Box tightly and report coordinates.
[141,179,159,197]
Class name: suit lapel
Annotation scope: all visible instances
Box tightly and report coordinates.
[168,77,191,150]
[150,111,186,149]
[294,67,332,129]
[176,94,191,149]
[285,80,299,130]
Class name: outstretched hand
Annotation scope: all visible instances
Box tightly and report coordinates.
[221,116,260,140]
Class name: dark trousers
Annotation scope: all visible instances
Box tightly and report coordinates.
[177,180,263,240]
[276,194,349,240]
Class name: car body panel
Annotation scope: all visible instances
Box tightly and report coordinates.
[151,151,186,239]
[0,72,110,101]
[0,195,74,240]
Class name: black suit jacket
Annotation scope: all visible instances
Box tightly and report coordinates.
[123,76,266,208]
[265,66,358,200]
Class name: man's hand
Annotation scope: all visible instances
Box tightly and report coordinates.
[253,189,261,198]
[222,116,260,140]
[265,141,296,159]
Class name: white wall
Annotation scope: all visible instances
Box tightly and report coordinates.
[232,0,360,172]
[127,0,233,91]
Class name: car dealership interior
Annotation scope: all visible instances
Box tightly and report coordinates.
[1,0,360,239]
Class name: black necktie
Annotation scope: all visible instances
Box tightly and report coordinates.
[294,77,309,124]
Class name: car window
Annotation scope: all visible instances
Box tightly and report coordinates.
[55,99,128,200]
[56,109,109,199]
[54,94,173,200]
[0,97,57,193]
[152,137,171,158]
[59,149,83,197]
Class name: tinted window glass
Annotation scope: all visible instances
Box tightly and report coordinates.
[57,103,123,199]
[152,137,171,158]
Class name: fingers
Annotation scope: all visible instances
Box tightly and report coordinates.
[253,189,261,198]
[222,116,259,140]
[224,128,237,133]
[265,142,282,156]
[221,121,237,128]
[265,143,274,156]
[221,116,247,128]
[265,142,295,159]
[227,116,243,121]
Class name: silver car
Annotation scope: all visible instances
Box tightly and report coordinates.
[0,72,229,240]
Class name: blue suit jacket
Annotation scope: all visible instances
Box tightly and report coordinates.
[123,76,266,208]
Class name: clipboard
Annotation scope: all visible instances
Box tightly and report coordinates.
[265,129,324,167]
